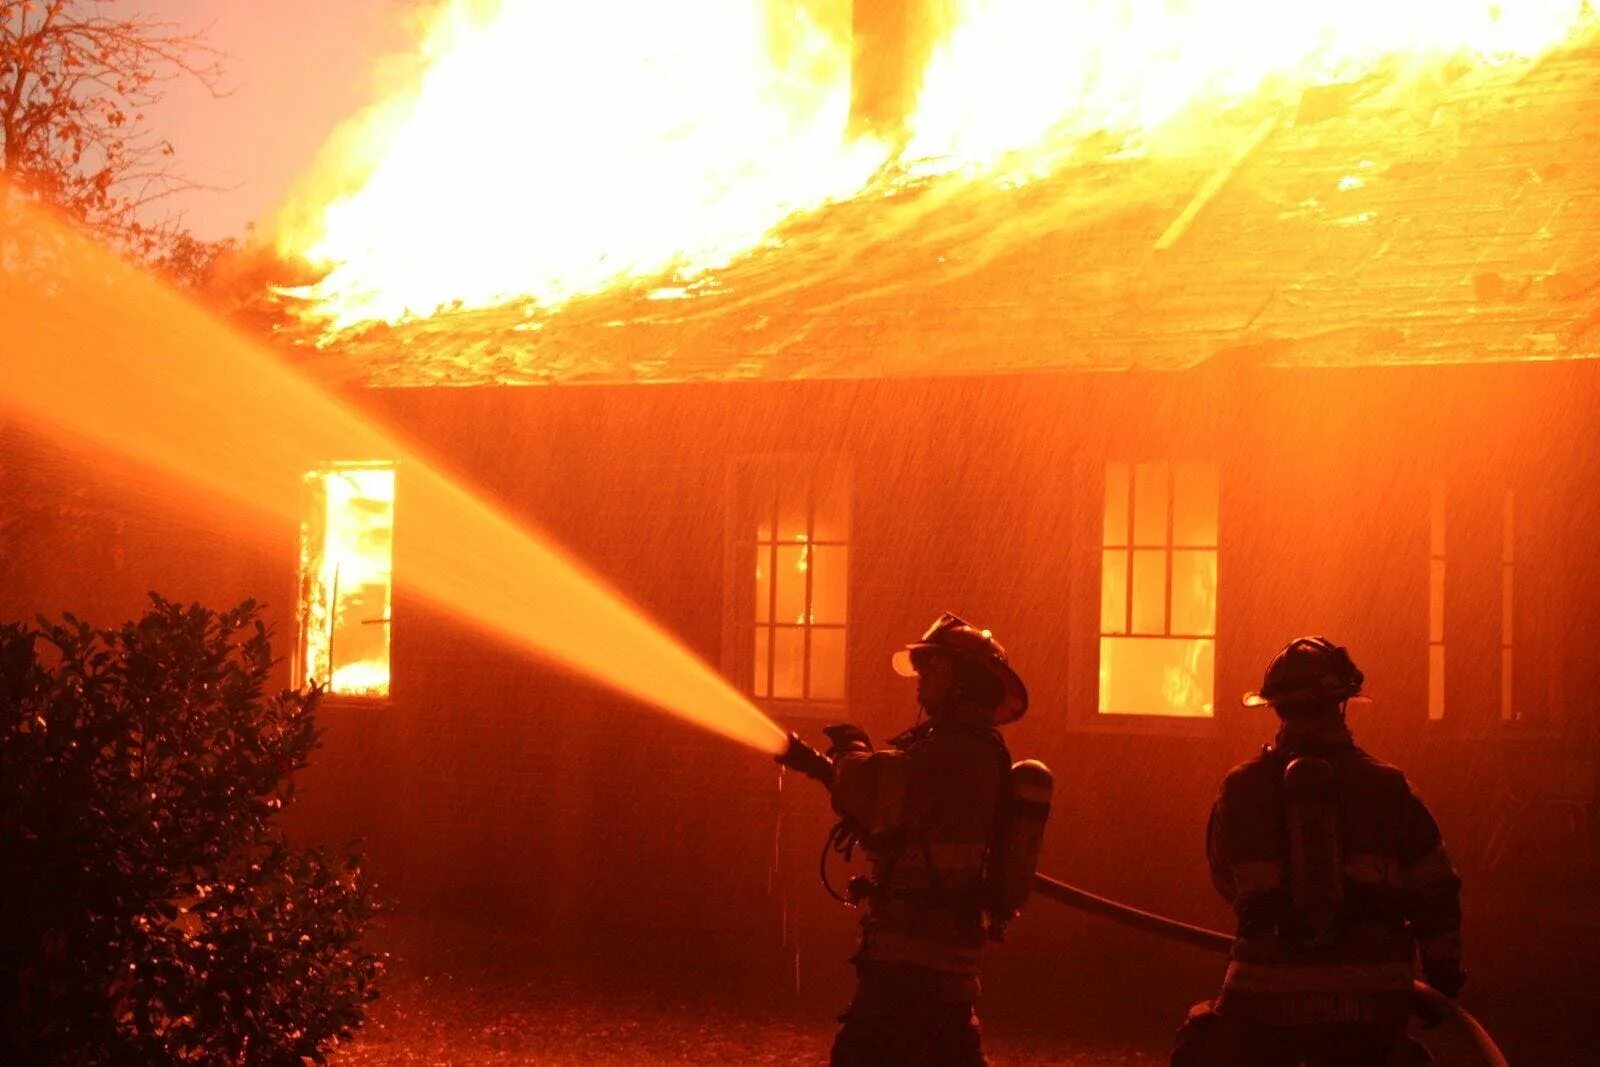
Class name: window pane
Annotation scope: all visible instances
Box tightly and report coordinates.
[813,463,850,543]
[753,627,771,698]
[775,545,809,624]
[1131,549,1167,635]
[1103,463,1130,546]
[1171,549,1217,637]
[1100,549,1128,635]
[333,582,390,694]
[1099,636,1214,717]
[810,545,848,625]
[1429,559,1446,644]
[754,545,772,624]
[1172,464,1218,546]
[777,464,811,542]
[1133,463,1169,546]
[1429,645,1445,721]
[772,627,805,699]
[810,627,846,703]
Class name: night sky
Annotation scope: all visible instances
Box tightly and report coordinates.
[133,0,408,240]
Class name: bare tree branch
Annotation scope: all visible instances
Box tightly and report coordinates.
[1,0,225,269]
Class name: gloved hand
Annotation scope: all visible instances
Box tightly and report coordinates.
[822,723,873,759]
[1423,961,1466,1000]
[775,732,834,786]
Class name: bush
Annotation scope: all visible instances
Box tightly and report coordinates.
[0,596,382,1063]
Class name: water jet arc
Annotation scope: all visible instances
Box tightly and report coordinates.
[0,193,785,757]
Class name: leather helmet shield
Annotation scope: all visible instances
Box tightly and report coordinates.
[894,612,1029,724]
[1244,636,1364,708]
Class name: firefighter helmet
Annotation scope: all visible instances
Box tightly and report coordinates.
[1242,636,1364,709]
[891,612,1029,724]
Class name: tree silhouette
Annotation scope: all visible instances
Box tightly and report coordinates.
[0,1,223,267]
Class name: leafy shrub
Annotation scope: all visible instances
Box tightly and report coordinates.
[0,596,382,1063]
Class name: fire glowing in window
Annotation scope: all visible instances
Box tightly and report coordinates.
[298,465,395,698]
[750,460,848,704]
[1099,462,1217,717]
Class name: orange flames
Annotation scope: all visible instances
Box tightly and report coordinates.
[276,1,1592,330]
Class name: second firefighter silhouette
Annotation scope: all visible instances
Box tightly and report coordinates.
[1172,637,1464,1067]
[777,612,1051,1067]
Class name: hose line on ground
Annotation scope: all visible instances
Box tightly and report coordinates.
[1029,872,1509,1067]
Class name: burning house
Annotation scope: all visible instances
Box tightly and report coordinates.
[3,0,1600,1056]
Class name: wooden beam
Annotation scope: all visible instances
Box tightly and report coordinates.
[1154,115,1279,251]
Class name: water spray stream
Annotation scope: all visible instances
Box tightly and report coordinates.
[0,194,785,756]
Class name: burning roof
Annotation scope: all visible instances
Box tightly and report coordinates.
[283,6,1600,387]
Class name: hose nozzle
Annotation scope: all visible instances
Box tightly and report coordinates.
[776,731,835,786]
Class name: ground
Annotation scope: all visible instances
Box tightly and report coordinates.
[334,873,1600,1065]
[338,969,1160,1065]
[333,917,1161,1066]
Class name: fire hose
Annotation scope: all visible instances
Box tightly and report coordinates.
[778,733,1508,1067]
[1028,871,1507,1067]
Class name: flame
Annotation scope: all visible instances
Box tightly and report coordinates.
[277,0,881,328]
[277,1,1592,330]
[903,1,1592,167]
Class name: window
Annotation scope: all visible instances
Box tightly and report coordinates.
[1099,462,1217,717]
[1428,482,1446,722]
[743,457,849,705]
[298,464,394,698]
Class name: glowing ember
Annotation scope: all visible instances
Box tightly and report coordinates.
[277,1,1592,330]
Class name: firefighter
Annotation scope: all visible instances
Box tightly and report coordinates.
[780,612,1029,1066]
[1171,637,1464,1067]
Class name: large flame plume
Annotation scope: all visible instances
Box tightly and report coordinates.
[277,0,879,328]
[277,1,1593,329]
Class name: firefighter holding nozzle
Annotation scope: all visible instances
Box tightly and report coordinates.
[778,612,1052,1067]
[1172,638,1465,1067]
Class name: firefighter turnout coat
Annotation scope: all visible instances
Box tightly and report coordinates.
[829,707,1009,976]
[1208,717,1463,1026]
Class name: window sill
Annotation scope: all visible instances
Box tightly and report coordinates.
[1427,717,1569,742]
[762,699,849,725]
[312,693,392,710]
[1066,712,1220,738]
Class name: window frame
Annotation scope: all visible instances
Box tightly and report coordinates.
[295,461,396,704]
[1494,484,1566,738]
[725,454,850,716]
[1069,455,1220,735]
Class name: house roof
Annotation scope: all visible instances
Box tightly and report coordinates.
[304,33,1600,388]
